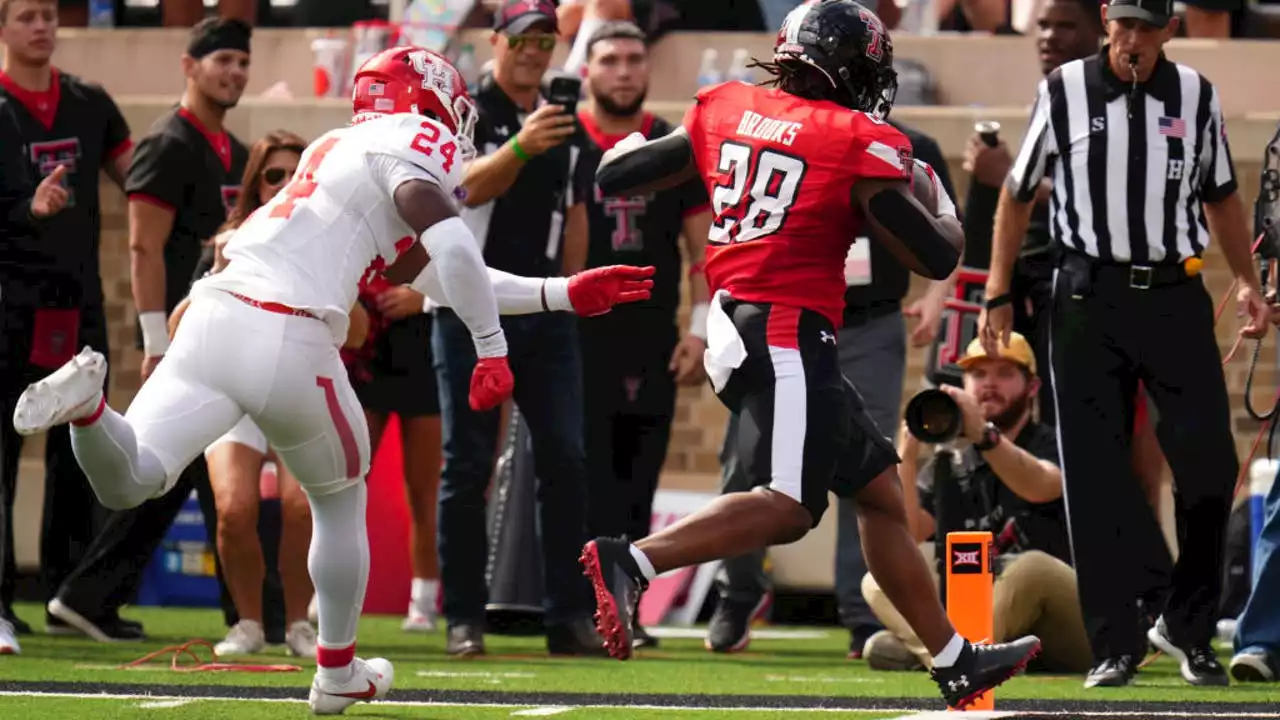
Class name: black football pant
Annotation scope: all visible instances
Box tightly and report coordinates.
[0,304,110,618]
[1051,257,1230,660]
[580,319,678,542]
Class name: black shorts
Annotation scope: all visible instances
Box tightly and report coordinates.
[716,300,900,526]
[352,313,440,417]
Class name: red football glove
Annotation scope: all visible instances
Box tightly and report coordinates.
[469,356,514,411]
[566,265,656,317]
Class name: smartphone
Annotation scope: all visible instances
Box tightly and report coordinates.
[546,74,582,118]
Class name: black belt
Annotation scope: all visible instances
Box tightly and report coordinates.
[1060,251,1194,290]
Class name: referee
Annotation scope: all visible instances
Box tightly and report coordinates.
[980,0,1268,688]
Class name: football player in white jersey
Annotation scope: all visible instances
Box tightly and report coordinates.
[11,46,653,715]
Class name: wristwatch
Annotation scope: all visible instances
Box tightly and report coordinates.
[974,422,1002,452]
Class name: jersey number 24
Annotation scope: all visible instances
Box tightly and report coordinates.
[709,140,806,245]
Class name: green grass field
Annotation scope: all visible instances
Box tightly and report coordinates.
[2,602,1278,718]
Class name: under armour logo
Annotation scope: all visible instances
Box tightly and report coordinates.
[948,675,970,691]
[819,330,836,345]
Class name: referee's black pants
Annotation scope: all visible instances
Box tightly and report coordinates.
[0,303,111,618]
[1050,259,1234,660]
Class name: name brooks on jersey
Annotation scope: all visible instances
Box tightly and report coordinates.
[735,110,803,147]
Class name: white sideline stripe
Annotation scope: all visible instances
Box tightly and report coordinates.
[511,707,573,716]
[4,691,1276,718]
[137,699,193,709]
[888,713,1016,720]
[885,707,1280,712]
[0,691,906,714]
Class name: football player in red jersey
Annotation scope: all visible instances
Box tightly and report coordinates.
[579,0,1041,707]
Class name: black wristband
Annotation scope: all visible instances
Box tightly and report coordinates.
[984,293,1013,310]
[974,422,1002,452]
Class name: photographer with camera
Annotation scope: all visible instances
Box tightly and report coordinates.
[862,333,1089,674]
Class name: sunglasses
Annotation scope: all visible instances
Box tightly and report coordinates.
[506,34,556,52]
[263,167,293,185]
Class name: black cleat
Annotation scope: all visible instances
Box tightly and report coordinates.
[546,618,610,657]
[930,635,1041,709]
[632,623,659,650]
[1084,655,1137,688]
[1147,616,1228,686]
[579,538,648,660]
[445,623,485,657]
[704,594,769,654]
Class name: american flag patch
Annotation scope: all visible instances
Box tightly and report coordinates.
[368,82,386,96]
[1158,116,1186,138]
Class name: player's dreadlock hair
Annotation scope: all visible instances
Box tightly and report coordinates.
[748,56,858,107]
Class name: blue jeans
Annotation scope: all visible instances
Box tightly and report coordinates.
[432,308,594,627]
[719,309,906,632]
[1234,463,1280,656]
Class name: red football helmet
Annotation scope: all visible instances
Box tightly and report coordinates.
[352,46,478,159]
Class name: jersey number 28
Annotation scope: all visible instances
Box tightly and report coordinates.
[710,140,806,245]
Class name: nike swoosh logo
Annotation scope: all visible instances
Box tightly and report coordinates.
[331,680,377,699]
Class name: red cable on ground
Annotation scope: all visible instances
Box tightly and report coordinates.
[118,639,303,673]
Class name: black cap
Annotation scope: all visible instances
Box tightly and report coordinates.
[186,17,252,58]
[1107,0,1173,27]
[493,0,559,35]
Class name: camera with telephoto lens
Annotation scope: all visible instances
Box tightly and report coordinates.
[905,388,963,443]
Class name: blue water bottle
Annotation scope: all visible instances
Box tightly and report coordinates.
[88,0,115,28]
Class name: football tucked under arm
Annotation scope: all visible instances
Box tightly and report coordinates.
[595,127,699,198]
[853,171,963,281]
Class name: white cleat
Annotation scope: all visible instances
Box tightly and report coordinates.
[214,619,266,658]
[401,607,438,633]
[309,657,394,715]
[286,620,318,659]
[14,347,107,436]
[0,618,20,655]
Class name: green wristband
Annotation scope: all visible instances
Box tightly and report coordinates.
[510,137,531,162]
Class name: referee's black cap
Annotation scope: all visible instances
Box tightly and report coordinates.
[1106,0,1174,27]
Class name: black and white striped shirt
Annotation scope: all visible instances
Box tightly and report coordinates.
[1007,47,1238,265]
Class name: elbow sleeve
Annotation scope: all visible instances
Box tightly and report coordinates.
[418,217,507,358]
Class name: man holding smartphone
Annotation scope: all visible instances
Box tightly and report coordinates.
[439,0,601,658]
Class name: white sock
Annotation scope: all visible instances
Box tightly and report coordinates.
[410,577,439,615]
[308,482,370,652]
[629,544,657,581]
[563,16,604,75]
[932,633,967,668]
[69,404,171,510]
[316,652,354,684]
